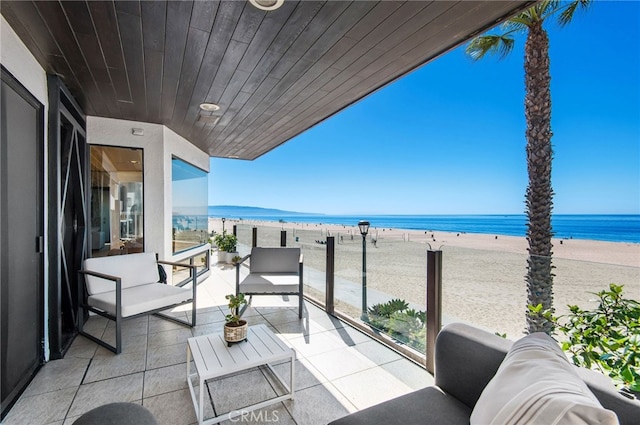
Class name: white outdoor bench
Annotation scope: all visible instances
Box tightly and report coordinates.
[78,252,196,354]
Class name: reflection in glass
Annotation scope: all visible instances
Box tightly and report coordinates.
[90,146,144,256]
[172,157,208,254]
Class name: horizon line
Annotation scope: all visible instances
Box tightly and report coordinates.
[207,206,639,217]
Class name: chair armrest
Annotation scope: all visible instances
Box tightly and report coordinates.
[157,259,198,269]
[435,323,512,409]
[78,269,124,320]
[235,254,251,294]
[78,269,121,283]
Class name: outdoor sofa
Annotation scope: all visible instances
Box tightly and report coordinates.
[329,322,639,425]
[78,252,197,354]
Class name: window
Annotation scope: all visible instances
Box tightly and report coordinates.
[172,157,208,254]
[90,146,143,255]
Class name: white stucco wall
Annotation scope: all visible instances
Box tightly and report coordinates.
[87,118,166,257]
[87,117,210,263]
[1,15,52,360]
[1,16,48,106]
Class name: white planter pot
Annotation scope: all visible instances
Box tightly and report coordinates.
[225,252,239,263]
[217,250,226,263]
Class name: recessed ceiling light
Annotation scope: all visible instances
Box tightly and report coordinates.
[130,160,139,164]
[199,103,220,112]
[228,155,240,159]
[249,0,284,11]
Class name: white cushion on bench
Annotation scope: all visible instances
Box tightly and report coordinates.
[239,273,300,293]
[84,252,160,295]
[88,282,192,318]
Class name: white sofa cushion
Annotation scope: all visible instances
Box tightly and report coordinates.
[84,252,159,295]
[239,273,300,293]
[88,282,192,318]
[470,332,619,425]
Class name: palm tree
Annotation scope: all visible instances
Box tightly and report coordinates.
[465,0,591,334]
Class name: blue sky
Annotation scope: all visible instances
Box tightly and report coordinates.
[209,1,640,215]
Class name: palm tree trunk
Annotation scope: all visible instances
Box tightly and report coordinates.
[524,21,554,334]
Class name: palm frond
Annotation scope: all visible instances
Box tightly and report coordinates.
[558,0,592,26]
[501,18,530,33]
[533,0,562,22]
[465,34,515,61]
[466,0,592,62]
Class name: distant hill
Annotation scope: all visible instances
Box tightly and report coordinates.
[208,205,320,217]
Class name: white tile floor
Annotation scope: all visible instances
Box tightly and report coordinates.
[1,263,434,425]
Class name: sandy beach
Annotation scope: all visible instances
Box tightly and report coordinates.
[209,218,639,340]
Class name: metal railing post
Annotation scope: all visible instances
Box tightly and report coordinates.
[426,249,442,374]
[252,227,257,247]
[326,236,335,314]
[281,230,287,247]
[361,234,368,321]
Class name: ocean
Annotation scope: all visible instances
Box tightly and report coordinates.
[208,207,640,244]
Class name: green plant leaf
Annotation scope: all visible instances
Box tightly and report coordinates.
[556,284,639,390]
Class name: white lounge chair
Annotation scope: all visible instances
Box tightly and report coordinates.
[235,247,304,318]
[78,252,196,354]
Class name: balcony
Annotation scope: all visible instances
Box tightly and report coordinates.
[231,221,639,344]
[1,263,433,425]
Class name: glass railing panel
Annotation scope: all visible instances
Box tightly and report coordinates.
[170,246,211,286]
[440,244,640,341]
[234,224,253,257]
[170,264,191,284]
[334,233,428,354]
[289,227,327,303]
[440,245,528,339]
[333,235,363,321]
[552,257,639,319]
[254,225,283,247]
[193,251,208,276]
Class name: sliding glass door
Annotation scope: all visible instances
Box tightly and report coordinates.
[1,67,44,419]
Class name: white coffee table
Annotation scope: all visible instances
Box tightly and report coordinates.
[186,324,295,424]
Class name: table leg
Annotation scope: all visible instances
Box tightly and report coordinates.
[290,351,295,398]
[199,376,204,424]
[186,345,192,386]
[186,344,203,425]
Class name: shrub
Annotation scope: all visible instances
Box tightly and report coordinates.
[367,299,426,353]
[213,232,237,252]
[530,284,640,392]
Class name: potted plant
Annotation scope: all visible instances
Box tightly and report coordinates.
[222,233,239,263]
[224,293,248,346]
[213,232,238,263]
[213,233,226,263]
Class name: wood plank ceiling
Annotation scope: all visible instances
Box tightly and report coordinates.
[1,0,535,160]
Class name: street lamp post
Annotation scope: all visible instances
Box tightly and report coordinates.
[358,220,370,321]
[222,217,226,233]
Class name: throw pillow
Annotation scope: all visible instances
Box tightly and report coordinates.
[470,332,619,425]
